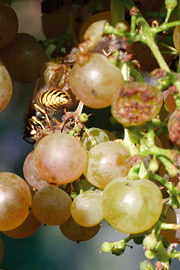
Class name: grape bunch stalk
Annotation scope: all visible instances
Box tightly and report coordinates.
[1,0,180,269]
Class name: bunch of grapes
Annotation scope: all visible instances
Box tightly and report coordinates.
[1,0,180,269]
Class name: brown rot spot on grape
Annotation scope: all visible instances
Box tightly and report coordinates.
[92,89,98,97]
[125,183,132,187]
[51,176,57,182]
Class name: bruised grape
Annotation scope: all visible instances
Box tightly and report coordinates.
[111,82,163,127]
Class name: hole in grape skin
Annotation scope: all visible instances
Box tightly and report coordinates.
[92,89,98,97]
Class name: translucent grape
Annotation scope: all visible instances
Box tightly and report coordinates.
[23,150,51,190]
[0,61,12,112]
[0,172,32,231]
[59,216,101,242]
[69,52,124,108]
[102,177,163,234]
[111,82,163,127]
[34,133,88,185]
[71,190,104,227]
[2,208,41,239]
[0,33,49,83]
[32,186,72,226]
[85,141,131,189]
[0,3,18,48]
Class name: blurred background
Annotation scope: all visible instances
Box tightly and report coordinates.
[0,1,179,269]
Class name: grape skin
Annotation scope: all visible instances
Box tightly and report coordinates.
[102,177,163,234]
[0,61,12,112]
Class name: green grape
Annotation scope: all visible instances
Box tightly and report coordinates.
[59,216,101,242]
[0,2,18,48]
[0,172,32,231]
[32,186,72,226]
[2,208,41,239]
[111,82,163,127]
[85,141,131,189]
[23,150,51,190]
[0,61,12,112]
[34,133,88,185]
[69,52,124,109]
[82,127,109,150]
[102,177,163,234]
[71,190,104,227]
[0,33,48,83]
[168,108,180,146]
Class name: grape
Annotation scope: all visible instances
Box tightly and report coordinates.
[32,186,72,226]
[168,109,180,146]
[79,11,111,42]
[85,141,131,189]
[0,33,49,83]
[111,82,163,127]
[2,208,41,239]
[59,216,101,242]
[173,25,180,53]
[0,172,32,231]
[33,133,88,185]
[23,150,51,191]
[0,61,12,112]
[71,190,104,227]
[70,52,124,108]
[82,127,109,150]
[0,2,18,48]
[163,89,176,114]
[102,177,163,234]
[160,204,180,243]
[42,6,70,39]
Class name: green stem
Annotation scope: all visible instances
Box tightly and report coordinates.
[156,240,170,269]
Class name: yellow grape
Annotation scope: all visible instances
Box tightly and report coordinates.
[59,216,101,242]
[0,61,12,112]
[0,172,32,231]
[32,186,72,226]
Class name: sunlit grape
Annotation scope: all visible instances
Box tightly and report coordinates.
[34,133,88,185]
[32,186,72,226]
[0,3,18,48]
[0,61,12,112]
[85,141,131,189]
[102,177,163,234]
[70,52,124,108]
[71,190,104,227]
[111,82,163,127]
[23,150,51,190]
[59,216,101,242]
[0,172,32,231]
[0,33,49,83]
[2,208,41,239]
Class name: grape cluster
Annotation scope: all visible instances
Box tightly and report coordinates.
[1,1,180,270]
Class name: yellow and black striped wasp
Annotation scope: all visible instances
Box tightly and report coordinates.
[23,50,79,144]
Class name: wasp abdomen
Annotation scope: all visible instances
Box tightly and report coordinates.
[39,89,70,111]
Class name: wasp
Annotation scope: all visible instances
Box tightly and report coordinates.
[23,51,78,144]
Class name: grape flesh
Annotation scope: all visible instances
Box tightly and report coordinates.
[0,172,32,231]
[71,190,104,227]
[59,216,101,242]
[111,82,163,127]
[32,186,72,226]
[34,133,88,185]
[102,177,163,234]
[69,52,124,108]
[85,141,131,189]
[0,61,12,112]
